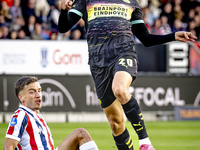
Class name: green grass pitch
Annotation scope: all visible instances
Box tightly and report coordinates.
[0,121,200,150]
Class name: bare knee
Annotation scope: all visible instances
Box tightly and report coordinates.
[74,128,91,139]
[74,128,92,144]
[113,85,124,97]
[113,85,130,102]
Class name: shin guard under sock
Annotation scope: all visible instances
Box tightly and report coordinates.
[113,128,133,150]
[122,97,148,140]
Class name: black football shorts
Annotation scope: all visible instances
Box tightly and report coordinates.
[90,55,138,108]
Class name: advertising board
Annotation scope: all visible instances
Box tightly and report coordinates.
[0,75,199,112]
[167,42,189,74]
[174,106,200,120]
[189,41,200,75]
[0,41,90,75]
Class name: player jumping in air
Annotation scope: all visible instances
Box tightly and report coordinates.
[58,0,197,150]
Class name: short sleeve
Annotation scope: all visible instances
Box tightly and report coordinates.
[5,111,27,142]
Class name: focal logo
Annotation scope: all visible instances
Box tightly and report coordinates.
[38,78,76,108]
[41,47,48,68]
[129,86,185,107]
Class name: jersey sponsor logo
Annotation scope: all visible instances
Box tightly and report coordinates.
[87,3,134,21]
[10,118,17,127]
[123,0,131,3]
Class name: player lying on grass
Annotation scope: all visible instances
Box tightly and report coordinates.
[3,76,99,150]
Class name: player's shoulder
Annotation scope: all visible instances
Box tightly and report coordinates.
[134,7,142,14]
[11,108,26,119]
[9,109,26,127]
[132,7,143,18]
[14,108,25,115]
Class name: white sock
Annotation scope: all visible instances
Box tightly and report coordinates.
[139,137,151,146]
[79,141,99,150]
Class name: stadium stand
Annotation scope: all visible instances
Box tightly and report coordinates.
[0,0,199,40]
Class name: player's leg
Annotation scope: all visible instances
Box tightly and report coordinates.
[90,64,132,150]
[112,56,155,150]
[113,71,150,141]
[56,128,98,150]
[103,100,133,150]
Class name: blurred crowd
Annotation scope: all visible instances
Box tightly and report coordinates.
[0,0,200,40]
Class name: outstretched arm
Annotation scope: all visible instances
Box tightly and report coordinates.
[132,23,197,47]
[58,0,81,33]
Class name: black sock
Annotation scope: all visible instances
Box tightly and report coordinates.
[113,128,133,150]
[122,97,148,140]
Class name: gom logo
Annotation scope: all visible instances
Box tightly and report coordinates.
[53,49,82,65]
[39,78,76,108]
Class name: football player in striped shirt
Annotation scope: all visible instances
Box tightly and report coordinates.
[3,76,99,150]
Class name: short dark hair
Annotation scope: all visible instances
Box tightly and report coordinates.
[15,76,38,99]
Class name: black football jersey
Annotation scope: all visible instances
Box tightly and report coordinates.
[69,0,143,67]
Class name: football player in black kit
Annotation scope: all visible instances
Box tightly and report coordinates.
[58,0,197,150]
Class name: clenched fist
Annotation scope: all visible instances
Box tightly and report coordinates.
[60,0,75,10]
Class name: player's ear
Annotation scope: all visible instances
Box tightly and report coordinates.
[18,94,23,103]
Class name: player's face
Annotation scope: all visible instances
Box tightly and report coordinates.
[19,82,42,113]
